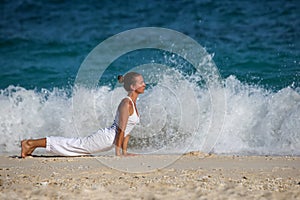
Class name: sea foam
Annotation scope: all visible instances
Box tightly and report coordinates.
[0,72,299,156]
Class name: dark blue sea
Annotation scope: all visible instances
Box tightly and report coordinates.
[0,0,299,155]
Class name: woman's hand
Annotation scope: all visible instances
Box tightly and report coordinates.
[115,151,122,156]
[122,152,138,157]
[115,152,138,157]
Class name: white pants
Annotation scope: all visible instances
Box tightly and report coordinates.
[46,128,115,156]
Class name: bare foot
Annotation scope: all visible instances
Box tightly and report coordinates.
[21,140,35,158]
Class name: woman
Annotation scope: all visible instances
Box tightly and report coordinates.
[21,72,146,158]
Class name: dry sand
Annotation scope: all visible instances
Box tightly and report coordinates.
[1,152,300,200]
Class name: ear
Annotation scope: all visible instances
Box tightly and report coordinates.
[130,84,136,91]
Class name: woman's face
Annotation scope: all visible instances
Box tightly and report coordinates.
[133,75,146,94]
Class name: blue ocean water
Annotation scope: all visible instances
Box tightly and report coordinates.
[0,0,299,155]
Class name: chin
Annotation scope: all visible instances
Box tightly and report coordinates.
[137,88,145,94]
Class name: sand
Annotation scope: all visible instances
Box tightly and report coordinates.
[1,152,300,200]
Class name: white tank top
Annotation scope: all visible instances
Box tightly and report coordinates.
[112,96,140,136]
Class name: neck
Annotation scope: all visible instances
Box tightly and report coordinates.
[127,92,138,103]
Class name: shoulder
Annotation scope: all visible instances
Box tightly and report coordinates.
[120,97,131,106]
[118,98,132,110]
[118,98,133,115]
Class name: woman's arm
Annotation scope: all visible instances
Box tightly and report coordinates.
[122,135,130,155]
[114,99,130,156]
[121,135,136,156]
[114,127,124,156]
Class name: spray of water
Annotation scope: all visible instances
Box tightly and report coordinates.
[1,68,299,155]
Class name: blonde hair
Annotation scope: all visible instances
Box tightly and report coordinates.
[118,72,141,91]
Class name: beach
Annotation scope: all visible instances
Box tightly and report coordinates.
[1,153,299,200]
[1,1,299,199]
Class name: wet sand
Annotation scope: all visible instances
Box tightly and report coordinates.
[1,153,300,199]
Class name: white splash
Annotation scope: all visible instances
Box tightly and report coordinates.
[1,72,299,156]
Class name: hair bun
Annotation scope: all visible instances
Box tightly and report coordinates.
[117,75,124,83]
